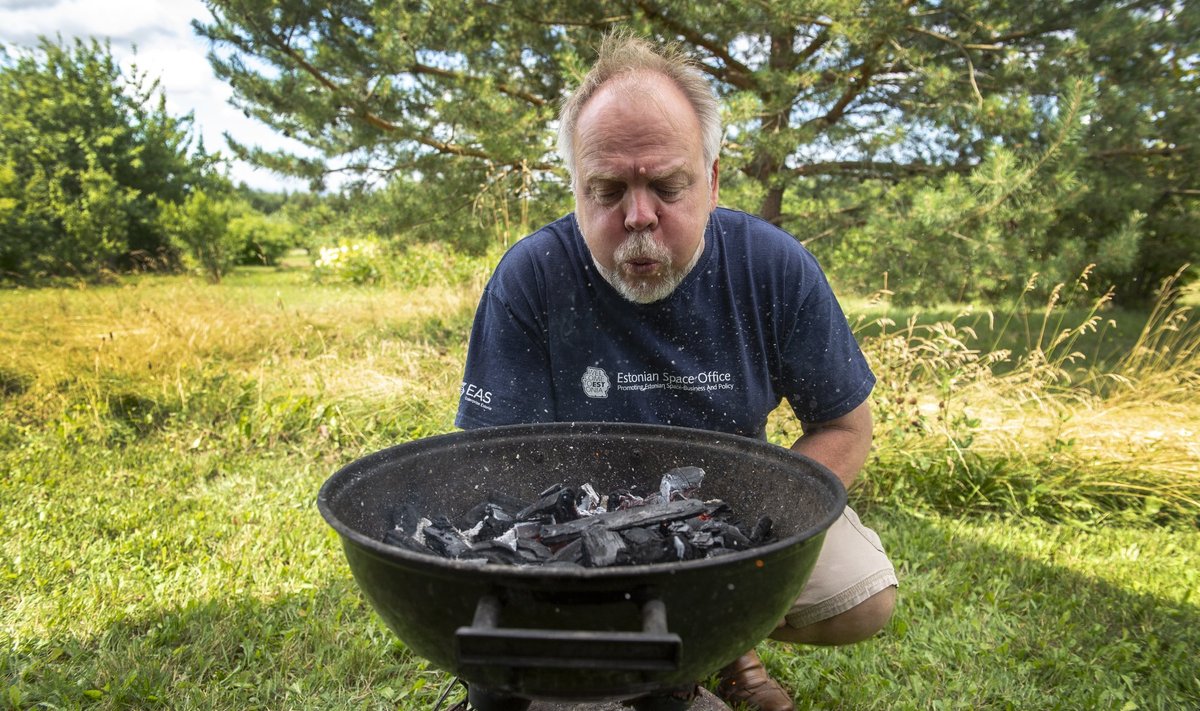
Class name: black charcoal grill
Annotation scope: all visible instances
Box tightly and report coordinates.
[317,422,845,710]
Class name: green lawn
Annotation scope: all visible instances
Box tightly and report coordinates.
[2,269,1197,709]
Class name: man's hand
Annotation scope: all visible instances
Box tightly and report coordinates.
[790,399,873,489]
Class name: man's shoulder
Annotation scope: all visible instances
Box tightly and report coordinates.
[484,214,586,303]
[713,206,776,230]
[492,214,579,272]
[711,207,818,269]
[512,213,578,250]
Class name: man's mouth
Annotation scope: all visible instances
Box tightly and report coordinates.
[624,258,661,276]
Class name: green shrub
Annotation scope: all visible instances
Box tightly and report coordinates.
[311,238,385,285]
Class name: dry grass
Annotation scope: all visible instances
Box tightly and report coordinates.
[844,266,1200,520]
[0,274,476,435]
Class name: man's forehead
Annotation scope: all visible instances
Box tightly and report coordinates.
[576,73,698,140]
[585,70,679,114]
[583,163,693,183]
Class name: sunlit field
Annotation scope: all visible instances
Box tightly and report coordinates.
[2,259,1197,710]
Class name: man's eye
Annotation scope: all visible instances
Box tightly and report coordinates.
[591,187,622,204]
[656,185,683,200]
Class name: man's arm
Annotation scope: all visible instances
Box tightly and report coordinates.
[790,399,873,489]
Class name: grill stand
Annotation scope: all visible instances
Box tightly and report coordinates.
[467,686,732,710]
[459,595,731,710]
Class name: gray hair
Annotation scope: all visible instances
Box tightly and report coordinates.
[557,32,722,184]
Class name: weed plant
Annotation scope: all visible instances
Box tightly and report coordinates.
[2,258,1197,709]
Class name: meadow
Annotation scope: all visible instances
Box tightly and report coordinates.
[2,253,1197,710]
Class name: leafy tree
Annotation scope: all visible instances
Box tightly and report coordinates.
[0,37,217,280]
[159,188,245,282]
[196,0,1199,301]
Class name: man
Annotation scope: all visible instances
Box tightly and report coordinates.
[456,32,897,711]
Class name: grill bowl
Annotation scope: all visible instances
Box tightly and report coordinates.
[318,422,845,702]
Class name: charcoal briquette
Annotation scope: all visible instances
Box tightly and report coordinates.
[377,467,778,568]
[387,503,423,536]
[549,538,585,565]
[382,529,436,556]
[582,527,626,568]
[659,466,705,501]
[749,516,774,544]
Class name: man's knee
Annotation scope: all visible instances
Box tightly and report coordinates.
[770,585,896,646]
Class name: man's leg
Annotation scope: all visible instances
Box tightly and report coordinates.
[717,507,897,710]
[774,506,898,637]
[770,585,896,645]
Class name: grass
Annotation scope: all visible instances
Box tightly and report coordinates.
[2,262,1198,709]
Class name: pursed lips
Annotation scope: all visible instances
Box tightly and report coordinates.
[624,257,661,275]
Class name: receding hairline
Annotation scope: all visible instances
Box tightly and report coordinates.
[574,69,702,139]
[557,32,722,183]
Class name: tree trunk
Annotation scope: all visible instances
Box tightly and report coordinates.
[758,187,784,226]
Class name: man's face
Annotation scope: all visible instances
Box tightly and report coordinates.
[572,72,719,304]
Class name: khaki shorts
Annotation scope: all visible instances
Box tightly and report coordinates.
[782,506,898,629]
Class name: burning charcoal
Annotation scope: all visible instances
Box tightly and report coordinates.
[382,528,437,556]
[387,502,424,536]
[516,484,579,524]
[622,526,660,546]
[420,516,472,558]
[666,520,694,537]
[748,516,774,544]
[554,487,580,522]
[606,488,648,511]
[621,527,671,565]
[689,530,716,549]
[455,500,493,530]
[581,527,626,568]
[576,483,604,515]
[464,539,520,565]
[540,499,710,546]
[492,521,541,552]
[474,507,515,542]
[670,534,690,560]
[376,468,781,568]
[704,500,732,517]
[549,538,585,565]
[515,537,553,564]
[711,521,752,550]
[455,491,529,530]
[457,500,519,543]
[659,466,705,501]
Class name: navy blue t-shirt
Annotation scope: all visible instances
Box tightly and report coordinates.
[455,207,874,439]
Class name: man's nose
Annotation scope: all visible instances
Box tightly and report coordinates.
[623,189,658,232]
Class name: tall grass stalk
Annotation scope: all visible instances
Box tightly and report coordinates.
[849,266,1200,524]
[1114,265,1199,393]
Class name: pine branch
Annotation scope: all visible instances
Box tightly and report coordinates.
[957,79,1088,225]
[243,19,554,171]
[633,0,759,92]
[790,160,971,179]
[1090,145,1191,160]
[407,61,548,107]
[904,26,984,106]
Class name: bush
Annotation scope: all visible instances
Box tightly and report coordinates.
[159,190,244,282]
[312,238,385,285]
[231,211,296,266]
[311,239,499,288]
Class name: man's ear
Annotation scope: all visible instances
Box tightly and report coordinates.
[708,159,720,210]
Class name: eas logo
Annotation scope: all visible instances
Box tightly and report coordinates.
[460,382,492,405]
[581,366,610,398]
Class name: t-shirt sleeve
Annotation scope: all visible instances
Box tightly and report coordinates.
[777,257,875,424]
[455,268,556,429]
